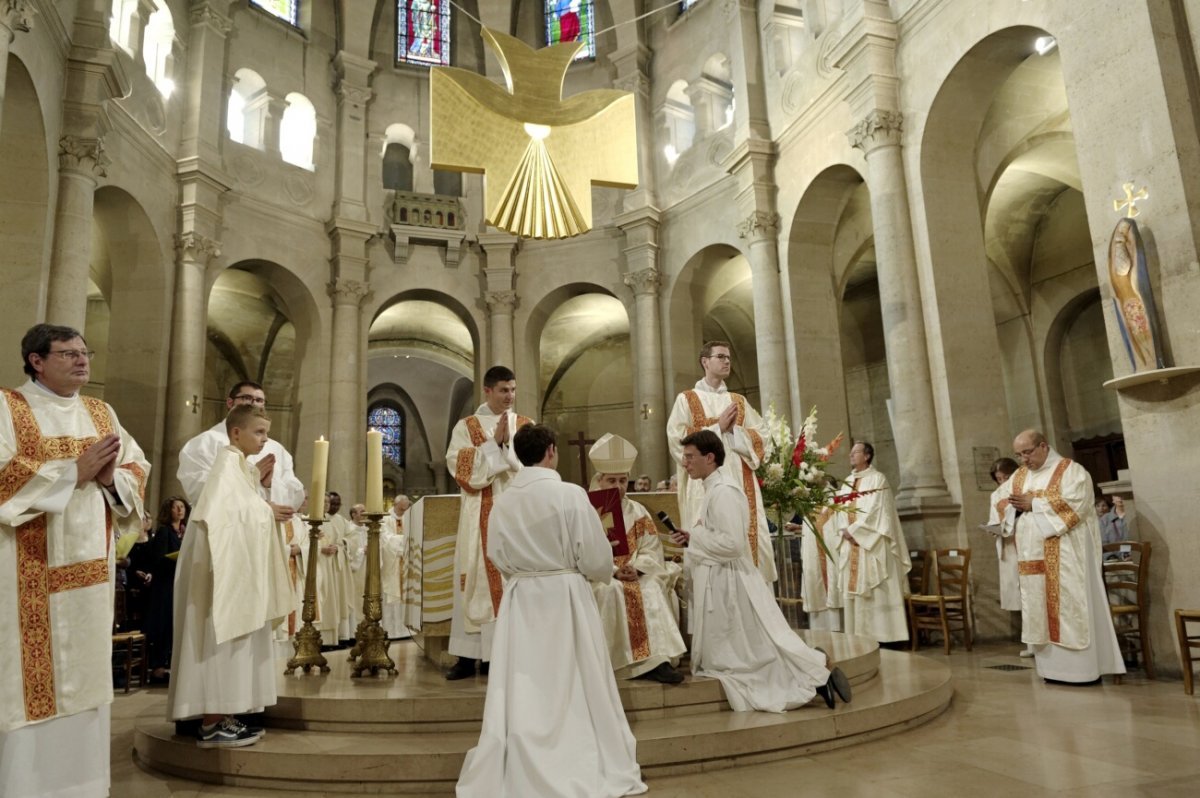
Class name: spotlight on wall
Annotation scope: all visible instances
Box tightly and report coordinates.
[1034,36,1057,56]
[663,144,679,166]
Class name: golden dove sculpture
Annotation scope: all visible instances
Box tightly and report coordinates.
[430,28,638,239]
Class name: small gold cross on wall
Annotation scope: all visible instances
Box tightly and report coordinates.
[1113,182,1149,218]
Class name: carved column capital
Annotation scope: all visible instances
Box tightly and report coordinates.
[485,290,519,315]
[613,71,649,97]
[623,268,661,297]
[174,232,221,264]
[1,0,36,35]
[327,278,372,307]
[848,109,904,153]
[336,82,373,108]
[188,2,232,36]
[736,211,781,243]
[58,135,109,178]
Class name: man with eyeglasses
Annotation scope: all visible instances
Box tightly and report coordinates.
[992,429,1125,685]
[666,340,777,585]
[177,381,304,516]
[0,324,150,798]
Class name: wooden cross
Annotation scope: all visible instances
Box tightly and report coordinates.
[567,430,595,487]
[1113,182,1149,218]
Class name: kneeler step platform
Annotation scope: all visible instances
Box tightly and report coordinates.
[134,631,952,794]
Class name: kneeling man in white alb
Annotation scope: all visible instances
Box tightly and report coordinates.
[672,430,850,713]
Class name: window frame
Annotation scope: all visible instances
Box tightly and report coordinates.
[395,0,453,69]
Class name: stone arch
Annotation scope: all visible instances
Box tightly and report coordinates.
[785,163,867,458]
[207,259,323,453]
[368,382,435,494]
[524,282,633,485]
[915,25,1085,507]
[88,185,171,492]
[0,54,50,386]
[369,290,479,492]
[666,245,758,403]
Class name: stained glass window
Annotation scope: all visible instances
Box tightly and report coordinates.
[369,405,405,466]
[397,0,451,67]
[545,0,596,61]
[250,0,299,26]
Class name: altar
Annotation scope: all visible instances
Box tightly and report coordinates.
[402,491,688,667]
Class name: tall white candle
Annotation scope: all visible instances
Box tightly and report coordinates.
[310,436,329,521]
[366,429,384,513]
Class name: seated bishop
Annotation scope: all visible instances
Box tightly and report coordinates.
[588,434,687,685]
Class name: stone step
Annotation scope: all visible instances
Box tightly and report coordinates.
[133,649,952,795]
[266,630,879,732]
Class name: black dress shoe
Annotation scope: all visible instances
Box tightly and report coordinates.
[815,683,835,709]
[479,661,490,677]
[828,666,852,704]
[637,662,686,684]
[445,657,478,681]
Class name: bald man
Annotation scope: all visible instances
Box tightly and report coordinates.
[993,430,1124,684]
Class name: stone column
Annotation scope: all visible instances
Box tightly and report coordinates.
[848,110,950,506]
[736,209,790,414]
[479,232,520,368]
[163,232,220,494]
[618,208,667,479]
[327,277,372,498]
[0,1,36,137]
[484,290,517,368]
[179,1,232,164]
[45,136,108,326]
[331,52,376,223]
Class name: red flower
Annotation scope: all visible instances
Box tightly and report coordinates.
[792,434,806,467]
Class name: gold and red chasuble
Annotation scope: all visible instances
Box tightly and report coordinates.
[453,414,533,615]
[1011,458,1076,644]
[0,389,123,724]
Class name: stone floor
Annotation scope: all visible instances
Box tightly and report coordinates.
[113,642,1199,797]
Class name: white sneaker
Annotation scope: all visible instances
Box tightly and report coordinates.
[1019,648,1035,658]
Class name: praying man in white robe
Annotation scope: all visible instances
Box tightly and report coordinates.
[314,492,357,645]
[444,365,532,679]
[167,406,294,745]
[380,494,413,638]
[587,433,686,683]
[0,324,149,798]
[457,425,646,798]
[985,457,1032,657]
[993,430,1125,684]
[176,380,304,511]
[667,340,776,584]
[834,441,911,644]
[786,507,842,631]
[672,430,848,714]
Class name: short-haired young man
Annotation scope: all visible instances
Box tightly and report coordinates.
[443,365,533,679]
[666,341,777,585]
[457,425,646,797]
[671,430,849,713]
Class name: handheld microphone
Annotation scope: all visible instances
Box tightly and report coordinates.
[656,511,678,534]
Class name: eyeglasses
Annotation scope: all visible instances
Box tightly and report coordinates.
[705,354,731,362]
[1015,444,1045,457]
[45,349,96,361]
[233,394,267,406]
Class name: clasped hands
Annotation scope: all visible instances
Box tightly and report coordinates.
[75,434,121,489]
[717,404,738,434]
[1008,492,1035,513]
[615,564,639,582]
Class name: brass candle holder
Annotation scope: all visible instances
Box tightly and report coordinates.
[347,512,396,676]
[285,517,330,675]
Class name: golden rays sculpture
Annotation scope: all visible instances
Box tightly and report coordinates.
[430,28,638,239]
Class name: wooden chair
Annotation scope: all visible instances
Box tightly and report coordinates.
[1102,541,1154,678]
[111,631,148,693]
[908,549,931,595]
[1174,609,1200,695]
[908,548,973,655]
